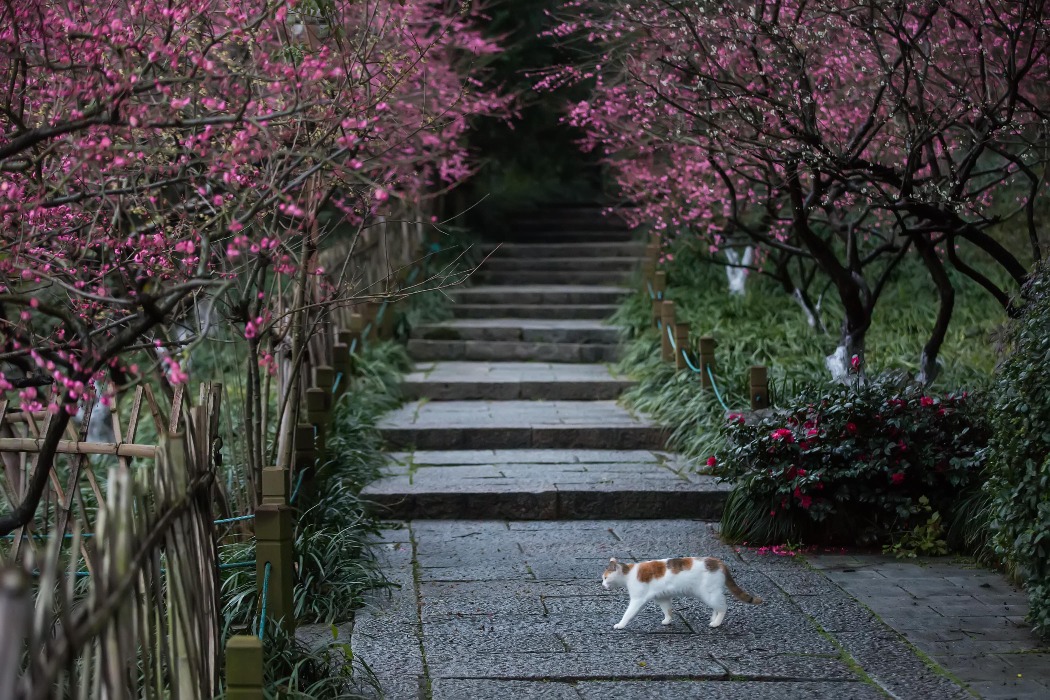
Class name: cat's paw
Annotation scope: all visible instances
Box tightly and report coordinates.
[708,620,723,628]
[661,618,673,626]
[613,622,626,630]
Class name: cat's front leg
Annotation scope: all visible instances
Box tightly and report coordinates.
[613,597,646,630]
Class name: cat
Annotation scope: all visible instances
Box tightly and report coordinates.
[601,556,763,630]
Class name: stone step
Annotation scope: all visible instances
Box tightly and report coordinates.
[475,270,633,285]
[403,362,633,401]
[451,303,620,320]
[451,285,630,306]
[482,257,639,272]
[363,450,728,519]
[407,339,619,363]
[377,401,667,451]
[412,319,619,344]
[512,216,630,231]
[502,229,637,243]
[481,242,644,258]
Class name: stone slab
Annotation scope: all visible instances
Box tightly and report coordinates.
[451,285,630,306]
[480,242,644,258]
[413,319,620,344]
[483,256,638,272]
[808,553,1050,698]
[575,680,884,700]
[402,361,633,400]
[364,448,724,519]
[452,303,621,320]
[407,339,620,363]
[378,400,668,451]
[475,270,632,285]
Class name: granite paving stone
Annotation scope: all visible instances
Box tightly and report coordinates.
[450,284,631,306]
[574,680,886,700]
[431,679,584,700]
[809,553,1050,697]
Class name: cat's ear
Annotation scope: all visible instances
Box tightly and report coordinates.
[609,557,617,563]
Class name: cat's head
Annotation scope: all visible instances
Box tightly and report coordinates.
[602,558,630,589]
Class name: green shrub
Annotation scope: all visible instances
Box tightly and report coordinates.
[713,376,990,546]
[987,261,1050,638]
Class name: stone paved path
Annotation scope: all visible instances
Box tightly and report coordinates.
[350,205,1043,699]
[810,555,1050,699]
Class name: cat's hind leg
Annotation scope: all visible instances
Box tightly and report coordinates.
[699,587,728,628]
[709,591,726,629]
[613,597,646,630]
[657,597,673,625]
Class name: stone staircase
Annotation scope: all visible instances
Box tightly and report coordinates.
[366,205,727,520]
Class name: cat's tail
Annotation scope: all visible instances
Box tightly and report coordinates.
[720,563,763,605]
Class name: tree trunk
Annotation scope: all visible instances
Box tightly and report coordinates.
[723,246,753,295]
[915,239,956,385]
[825,326,866,383]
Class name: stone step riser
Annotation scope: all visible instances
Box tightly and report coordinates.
[481,244,644,258]
[401,381,632,401]
[451,304,618,320]
[482,258,639,272]
[407,340,619,363]
[452,290,629,305]
[364,490,726,520]
[475,271,633,285]
[503,231,637,243]
[380,426,668,451]
[413,326,619,344]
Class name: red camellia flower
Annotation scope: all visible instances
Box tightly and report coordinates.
[771,428,794,442]
[890,472,905,485]
[706,456,717,468]
[846,422,858,434]
[850,354,861,371]
[920,396,935,407]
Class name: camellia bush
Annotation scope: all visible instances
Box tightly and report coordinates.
[987,261,1050,637]
[713,376,990,547]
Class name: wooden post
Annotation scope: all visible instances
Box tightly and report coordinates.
[314,366,335,396]
[377,299,395,339]
[660,301,676,363]
[651,271,667,328]
[699,336,717,390]
[674,323,689,371]
[261,466,288,506]
[333,332,352,400]
[305,388,329,457]
[348,313,366,351]
[361,303,379,342]
[255,501,295,635]
[750,366,770,410]
[225,635,264,700]
[293,423,315,476]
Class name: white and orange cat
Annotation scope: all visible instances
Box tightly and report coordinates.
[601,556,763,629]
